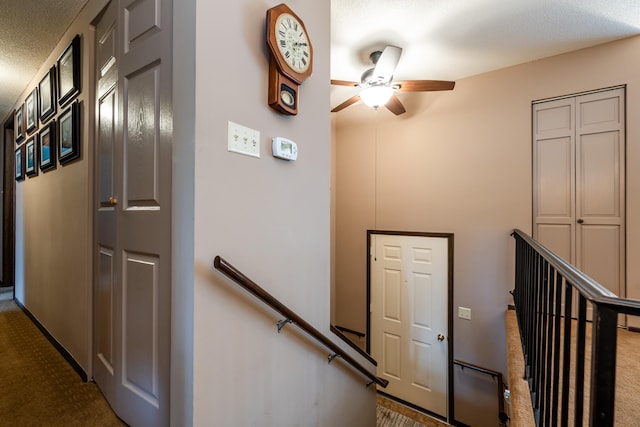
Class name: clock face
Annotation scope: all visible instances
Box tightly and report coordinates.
[275,13,311,74]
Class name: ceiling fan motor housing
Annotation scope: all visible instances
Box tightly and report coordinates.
[361,67,391,86]
[360,67,374,84]
[369,50,383,64]
[330,45,455,115]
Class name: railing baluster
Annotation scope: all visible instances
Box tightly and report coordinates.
[543,265,556,427]
[589,305,617,427]
[574,294,587,426]
[531,250,538,373]
[560,283,573,427]
[523,245,532,362]
[532,253,543,408]
[513,236,521,307]
[551,272,563,427]
[537,259,549,423]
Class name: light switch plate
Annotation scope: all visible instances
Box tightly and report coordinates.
[228,121,260,158]
[458,306,471,320]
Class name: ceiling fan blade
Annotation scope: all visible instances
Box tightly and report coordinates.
[373,45,402,82]
[331,95,361,113]
[331,79,359,87]
[395,80,455,92]
[385,95,406,115]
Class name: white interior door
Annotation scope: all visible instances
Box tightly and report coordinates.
[533,88,625,300]
[93,0,172,425]
[370,233,449,418]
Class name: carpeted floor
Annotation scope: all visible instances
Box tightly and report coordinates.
[506,310,640,427]
[377,395,449,427]
[1,292,445,427]
[377,405,428,427]
[563,317,640,426]
[0,287,450,427]
[0,298,125,426]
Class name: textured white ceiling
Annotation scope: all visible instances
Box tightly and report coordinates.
[0,0,88,125]
[331,0,640,111]
[1,1,640,124]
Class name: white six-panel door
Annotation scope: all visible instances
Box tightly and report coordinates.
[370,233,449,418]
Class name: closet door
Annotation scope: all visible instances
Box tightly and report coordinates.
[533,88,625,298]
[533,97,576,264]
[575,89,625,298]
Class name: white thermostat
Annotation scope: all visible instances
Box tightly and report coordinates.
[272,137,298,161]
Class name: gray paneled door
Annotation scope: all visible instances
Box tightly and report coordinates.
[93,0,172,425]
[533,87,625,300]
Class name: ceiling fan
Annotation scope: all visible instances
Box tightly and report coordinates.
[331,45,455,115]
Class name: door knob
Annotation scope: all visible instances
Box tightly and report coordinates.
[109,196,118,206]
[437,334,445,342]
[577,218,584,224]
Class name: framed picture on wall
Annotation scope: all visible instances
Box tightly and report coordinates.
[39,66,56,123]
[25,87,38,135]
[39,120,57,172]
[57,35,81,107]
[15,105,25,144]
[58,101,80,165]
[15,145,25,181]
[25,136,38,177]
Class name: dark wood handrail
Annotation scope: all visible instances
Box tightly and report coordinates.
[453,359,506,422]
[333,324,365,338]
[213,256,389,388]
[512,229,640,315]
[330,325,376,366]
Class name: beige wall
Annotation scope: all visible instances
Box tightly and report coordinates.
[333,35,640,424]
[11,0,374,424]
[13,0,109,373]
[192,0,375,425]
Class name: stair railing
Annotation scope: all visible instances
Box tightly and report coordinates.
[511,229,640,426]
[213,256,388,388]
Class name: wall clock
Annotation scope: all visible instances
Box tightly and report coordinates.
[266,3,313,115]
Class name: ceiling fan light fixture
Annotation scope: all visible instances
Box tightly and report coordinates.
[360,85,393,109]
[330,45,455,115]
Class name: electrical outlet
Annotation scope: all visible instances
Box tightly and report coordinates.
[458,306,472,320]
[228,121,260,158]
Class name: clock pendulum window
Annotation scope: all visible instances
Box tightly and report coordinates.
[266,3,313,115]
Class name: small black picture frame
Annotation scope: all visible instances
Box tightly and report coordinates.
[15,105,25,144]
[15,145,25,182]
[58,35,81,107]
[25,136,39,178]
[25,88,38,135]
[39,66,57,123]
[58,101,80,165]
[39,121,57,173]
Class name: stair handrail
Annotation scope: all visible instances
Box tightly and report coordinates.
[513,229,640,317]
[213,256,389,388]
[512,230,611,296]
[453,360,507,425]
